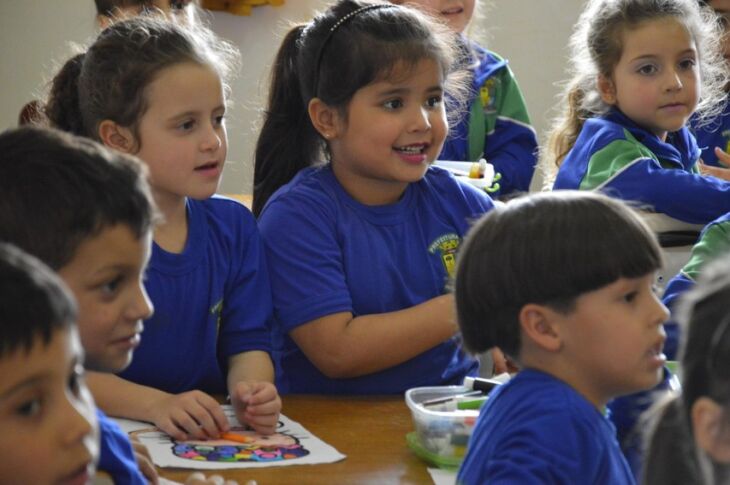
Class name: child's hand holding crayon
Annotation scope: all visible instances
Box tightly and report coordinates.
[151,390,230,441]
[230,381,282,435]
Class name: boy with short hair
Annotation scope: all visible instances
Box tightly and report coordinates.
[0,242,99,484]
[453,191,669,484]
[0,126,156,484]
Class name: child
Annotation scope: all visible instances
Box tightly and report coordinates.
[0,126,240,485]
[253,0,494,394]
[0,243,99,485]
[662,210,730,359]
[548,0,730,226]
[454,191,668,484]
[45,17,281,440]
[643,253,730,485]
[389,0,538,197]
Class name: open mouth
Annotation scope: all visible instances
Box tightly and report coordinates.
[442,7,463,15]
[394,144,428,155]
[195,161,219,171]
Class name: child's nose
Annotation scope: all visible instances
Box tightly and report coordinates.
[408,106,431,132]
[665,69,683,91]
[201,125,223,151]
[61,394,96,447]
[131,283,154,321]
[650,293,670,326]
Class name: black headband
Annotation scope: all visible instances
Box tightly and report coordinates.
[312,4,397,97]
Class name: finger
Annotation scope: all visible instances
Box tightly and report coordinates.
[170,407,211,440]
[715,146,730,167]
[131,441,153,462]
[157,417,189,441]
[185,472,207,485]
[243,399,281,417]
[134,451,159,484]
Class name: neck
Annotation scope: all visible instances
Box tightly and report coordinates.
[152,190,188,254]
[330,162,409,206]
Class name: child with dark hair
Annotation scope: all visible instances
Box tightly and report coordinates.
[253,0,494,394]
[46,15,280,441]
[454,191,668,484]
[0,126,235,485]
[0,242,98,484]
[643,253,730,485]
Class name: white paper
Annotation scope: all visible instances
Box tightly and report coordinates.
[113,406,346,469]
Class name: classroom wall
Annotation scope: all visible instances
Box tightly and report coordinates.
[0,0,583,194]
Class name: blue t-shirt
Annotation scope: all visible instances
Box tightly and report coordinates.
[98,409,145,485]
[258,165,494,394]
[457,369,635,485]
[119,196,273,394]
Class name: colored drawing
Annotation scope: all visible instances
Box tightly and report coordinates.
[115,407,345,469]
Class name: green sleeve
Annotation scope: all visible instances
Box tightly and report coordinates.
[681,220,730,280]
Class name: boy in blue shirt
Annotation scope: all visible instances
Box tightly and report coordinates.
[453,191,668,484]
[0,243,99,484]
[0,126,233,485]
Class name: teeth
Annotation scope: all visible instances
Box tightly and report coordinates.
[396,146,424,154]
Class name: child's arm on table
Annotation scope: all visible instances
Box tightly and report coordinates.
[290,293,457,379]
[227,350,281,435]
[86,372,229,440]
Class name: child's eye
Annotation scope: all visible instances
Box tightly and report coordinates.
[16,399,41,417]
[637,64,658,75]
[179,120,196,131]
[623,291,638,303]
[383,99,404,110]
[425,95,443,108]
[214,115,225,126]
[679,58,696,70]
[100,275,123,296]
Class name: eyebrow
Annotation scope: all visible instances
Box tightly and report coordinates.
[377,85,443,97]
[168,105,226,121]
[629,48,697,63]
[0,373,48,401]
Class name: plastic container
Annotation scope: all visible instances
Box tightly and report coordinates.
[432,160,495,190]
[405,386,481,468]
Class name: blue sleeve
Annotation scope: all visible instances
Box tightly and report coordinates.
[258,193,352,331]
[218,210,274,359]
[97,410,146,485]
[602,159,730,224]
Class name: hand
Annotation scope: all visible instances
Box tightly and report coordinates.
[698,149,730,181]
[130,437,158,484]
[184,472,246,485]
[151,390,229,441]
[491,347,520,375]
[230,381,281,435]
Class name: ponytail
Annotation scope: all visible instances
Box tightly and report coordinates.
[45,53,88,137]
[252,25,323,217]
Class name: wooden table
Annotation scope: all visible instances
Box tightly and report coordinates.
[157,395,434,484]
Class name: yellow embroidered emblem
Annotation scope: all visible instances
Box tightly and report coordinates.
[428,233,461,277]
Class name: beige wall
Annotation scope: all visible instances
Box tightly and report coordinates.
[0,0,583,194]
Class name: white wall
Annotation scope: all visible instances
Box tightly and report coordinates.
[0,0,583,194]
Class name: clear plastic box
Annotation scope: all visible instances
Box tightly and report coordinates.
[405,386,481,468]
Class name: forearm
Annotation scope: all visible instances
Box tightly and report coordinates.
[86,371,170,422]
[294,293,458,378]
[227,351,275,393]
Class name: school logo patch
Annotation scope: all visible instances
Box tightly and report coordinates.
[480,78,499,112]
[428,233,461,278]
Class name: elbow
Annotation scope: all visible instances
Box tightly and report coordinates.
[309,348,362,379]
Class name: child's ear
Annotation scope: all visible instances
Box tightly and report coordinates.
[519,304,562,352]
[692,397,730,463]
[597,74,617,105]
[308,98,340,141]
[98,120,136,154]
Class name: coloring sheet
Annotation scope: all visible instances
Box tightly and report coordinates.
[113,406,346,469]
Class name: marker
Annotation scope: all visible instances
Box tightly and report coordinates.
[219,432,253,443]
[421,390,482,408]
[463,376,503,394]
[456,396,489,410]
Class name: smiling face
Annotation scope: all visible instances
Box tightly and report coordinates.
[58,224,153,373]
[132,62,228,205]
[599,16,700,141]
[0,328,99,485]
[553,274,669,408]
[391,0,475,33]
[326,58,448,205]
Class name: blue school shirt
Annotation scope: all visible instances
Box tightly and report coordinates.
[98,409,145,485]
[119,197,273,394]
[457,369,635,485]
[258,165,493,394]
[554,108,730,225]
[440,39,538,196]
